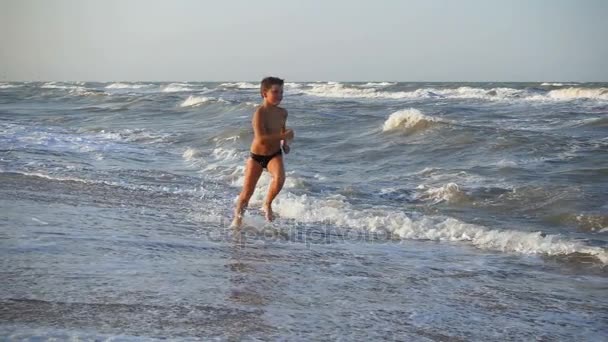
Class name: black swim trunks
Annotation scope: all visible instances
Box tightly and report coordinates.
[250,149,282,169]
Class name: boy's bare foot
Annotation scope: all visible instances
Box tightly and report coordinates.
[231,214,243,228]
[232,203,246,228]
[262,202,275,222]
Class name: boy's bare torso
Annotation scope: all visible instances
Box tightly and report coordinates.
[250,105,287,155]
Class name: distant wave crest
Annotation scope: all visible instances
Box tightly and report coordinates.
[105,83,152,89]
[302,82,608,102]
[382,108,441,133]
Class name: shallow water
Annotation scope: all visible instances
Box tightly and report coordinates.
[1,81,607,340]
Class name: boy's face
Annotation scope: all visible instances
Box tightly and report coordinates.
[263,85,283,105]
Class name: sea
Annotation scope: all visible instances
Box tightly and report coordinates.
[1,81,607,340]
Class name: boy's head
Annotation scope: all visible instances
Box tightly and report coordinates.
[260,76,284,105]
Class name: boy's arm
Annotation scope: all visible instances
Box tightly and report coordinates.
[281,110,291,153]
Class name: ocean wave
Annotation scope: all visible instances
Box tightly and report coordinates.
[3,171,201,196]
[360,82,396,88]
[182,145,244,181]
[180,96,217,107]
[162,83,194,92]
[302,83,608,102]
[303,82,523,99]
[94,128,173,144]
[70,88,107,97]
[544,87,608,101]
[545,213,608,232]
[105,82,153,89]
[382,108,441,133]
[248,192,608,263]
[2,125,171,157]
[541,82,579,87]
[242,101,260,108]
[38,82,106,96]
[182,147,203,161]
[220,82,258,89]
[303,82,387,98]
[0,83,21,89]
[303,83,525,101]
[409,168,515,204]
[440,86,524,99]
[581,117,608,127]
[487,159,520,169]
[416,183,470,204]
[40,82,74,89]
[40,82,90,91]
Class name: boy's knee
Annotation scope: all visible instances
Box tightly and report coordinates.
[274,174,285,185]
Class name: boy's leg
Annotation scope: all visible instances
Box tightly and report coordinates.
[263,155,285,221]
[233,158,263,226]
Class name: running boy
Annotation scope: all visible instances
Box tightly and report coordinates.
[232,76,294,227]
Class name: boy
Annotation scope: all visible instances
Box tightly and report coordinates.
[232,76,295,227]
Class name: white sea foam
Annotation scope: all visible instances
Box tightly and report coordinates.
[6,125,162,159]
[416,183,470,204]
[180,96,215,107]
[40,82,82,90]
[9,126,172,154]
[5,171,201,196]
[182,147,203,161]
[162,83,194,92]
[105,82,152,89]
[39,82,105,96]
[408,168,515,207]
[495,159,519,168]
[183,145,244,180]
[243,101,260,108]
[580,116,608,128]
[0,83,21,89]
[71,128,172,145]
[304,82,386,98]
[541,82,579,87]
[40,82,64,89]
[231,167,305,191]
[284,82,302,88]
[304,83,512,100]
[544,87,608,101]
[220,82,258,89]
[382,108,440,132]
[360,82,396,88]
[303,83,477,100]
[241,191,608,263]
[415,167,441,176]
[71,88,106,97]
[303,83,608,102]
[90,128,171,144]
[31,217,49,225]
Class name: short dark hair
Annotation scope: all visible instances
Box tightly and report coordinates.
[260,76,284,98]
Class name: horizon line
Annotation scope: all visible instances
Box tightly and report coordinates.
[2,79,605,83]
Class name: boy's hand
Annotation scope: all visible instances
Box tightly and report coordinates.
[283,128,294,141]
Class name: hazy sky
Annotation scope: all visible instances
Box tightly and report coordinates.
[1,0,606,81]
